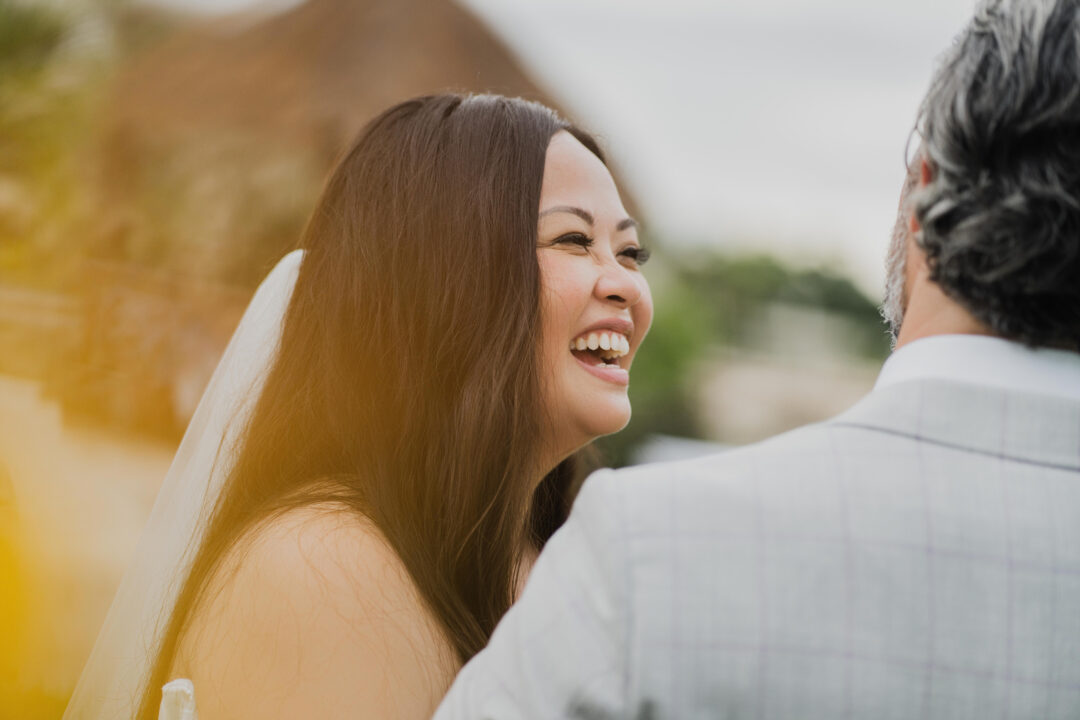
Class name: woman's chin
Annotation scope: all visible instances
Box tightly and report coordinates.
[578,401,632,441]
[546,386,633,460]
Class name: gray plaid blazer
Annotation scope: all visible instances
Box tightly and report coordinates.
[435,378,1080,719]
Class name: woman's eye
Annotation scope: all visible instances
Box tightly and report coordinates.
[620,246,651,266]
[554,232,594,249]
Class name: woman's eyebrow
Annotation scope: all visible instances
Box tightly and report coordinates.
[539,206,639,232]
[539,206,594,225]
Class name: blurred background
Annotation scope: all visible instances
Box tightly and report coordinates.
[0,0,975,715]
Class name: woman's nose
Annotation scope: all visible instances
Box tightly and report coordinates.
[594,261,644,307]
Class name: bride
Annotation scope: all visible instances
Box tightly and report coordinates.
[65,93,652,719]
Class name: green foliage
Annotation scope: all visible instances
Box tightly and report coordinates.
[0,1,112,287]
[680,253,890,361]
[0,1,65,77]
[0,0,70,174]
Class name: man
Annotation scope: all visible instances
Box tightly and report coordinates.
[435,0,1080,717]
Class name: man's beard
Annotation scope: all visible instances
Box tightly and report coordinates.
[881,167,919,346]
[881,198,910,347]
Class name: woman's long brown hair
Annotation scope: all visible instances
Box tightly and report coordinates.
[136,94,603,719]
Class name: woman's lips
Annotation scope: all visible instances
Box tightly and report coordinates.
[571,351,630,386]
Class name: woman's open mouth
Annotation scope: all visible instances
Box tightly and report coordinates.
[568,331,630,385]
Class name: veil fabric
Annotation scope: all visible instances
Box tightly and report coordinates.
[64,250,303,719]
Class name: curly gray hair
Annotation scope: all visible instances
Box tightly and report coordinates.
[913,0,1080,350]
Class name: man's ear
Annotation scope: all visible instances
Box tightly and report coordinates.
[919,156,933,187]
[908,157,933,234]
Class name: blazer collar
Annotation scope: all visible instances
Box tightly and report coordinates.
[833,378,1080,472]
[875,334,1080,401]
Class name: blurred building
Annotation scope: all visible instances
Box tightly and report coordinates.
[51,0,567,436]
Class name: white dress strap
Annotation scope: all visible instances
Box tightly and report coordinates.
[159,679,198,720]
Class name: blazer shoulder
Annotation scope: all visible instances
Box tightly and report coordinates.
[607,419,838,491]
[596,421,848,537]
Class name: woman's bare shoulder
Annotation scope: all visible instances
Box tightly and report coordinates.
[214,504,409,601]
[175,504,458,720]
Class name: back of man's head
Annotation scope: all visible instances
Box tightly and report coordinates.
[915,0,1080,351]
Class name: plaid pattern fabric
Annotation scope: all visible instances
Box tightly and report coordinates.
[435,379,1080,719]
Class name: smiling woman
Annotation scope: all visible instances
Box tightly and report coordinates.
[536,132,653,458]
[65,94,651,720]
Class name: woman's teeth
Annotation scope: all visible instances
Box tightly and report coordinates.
[569,331,630,366]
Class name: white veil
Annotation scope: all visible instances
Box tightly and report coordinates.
[64,250,303,719]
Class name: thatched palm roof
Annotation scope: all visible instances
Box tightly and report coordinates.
[109,0,556,164]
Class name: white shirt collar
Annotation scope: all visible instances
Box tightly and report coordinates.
[875,334,1080,401]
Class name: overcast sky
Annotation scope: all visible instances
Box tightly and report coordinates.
[147,0,979,294]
